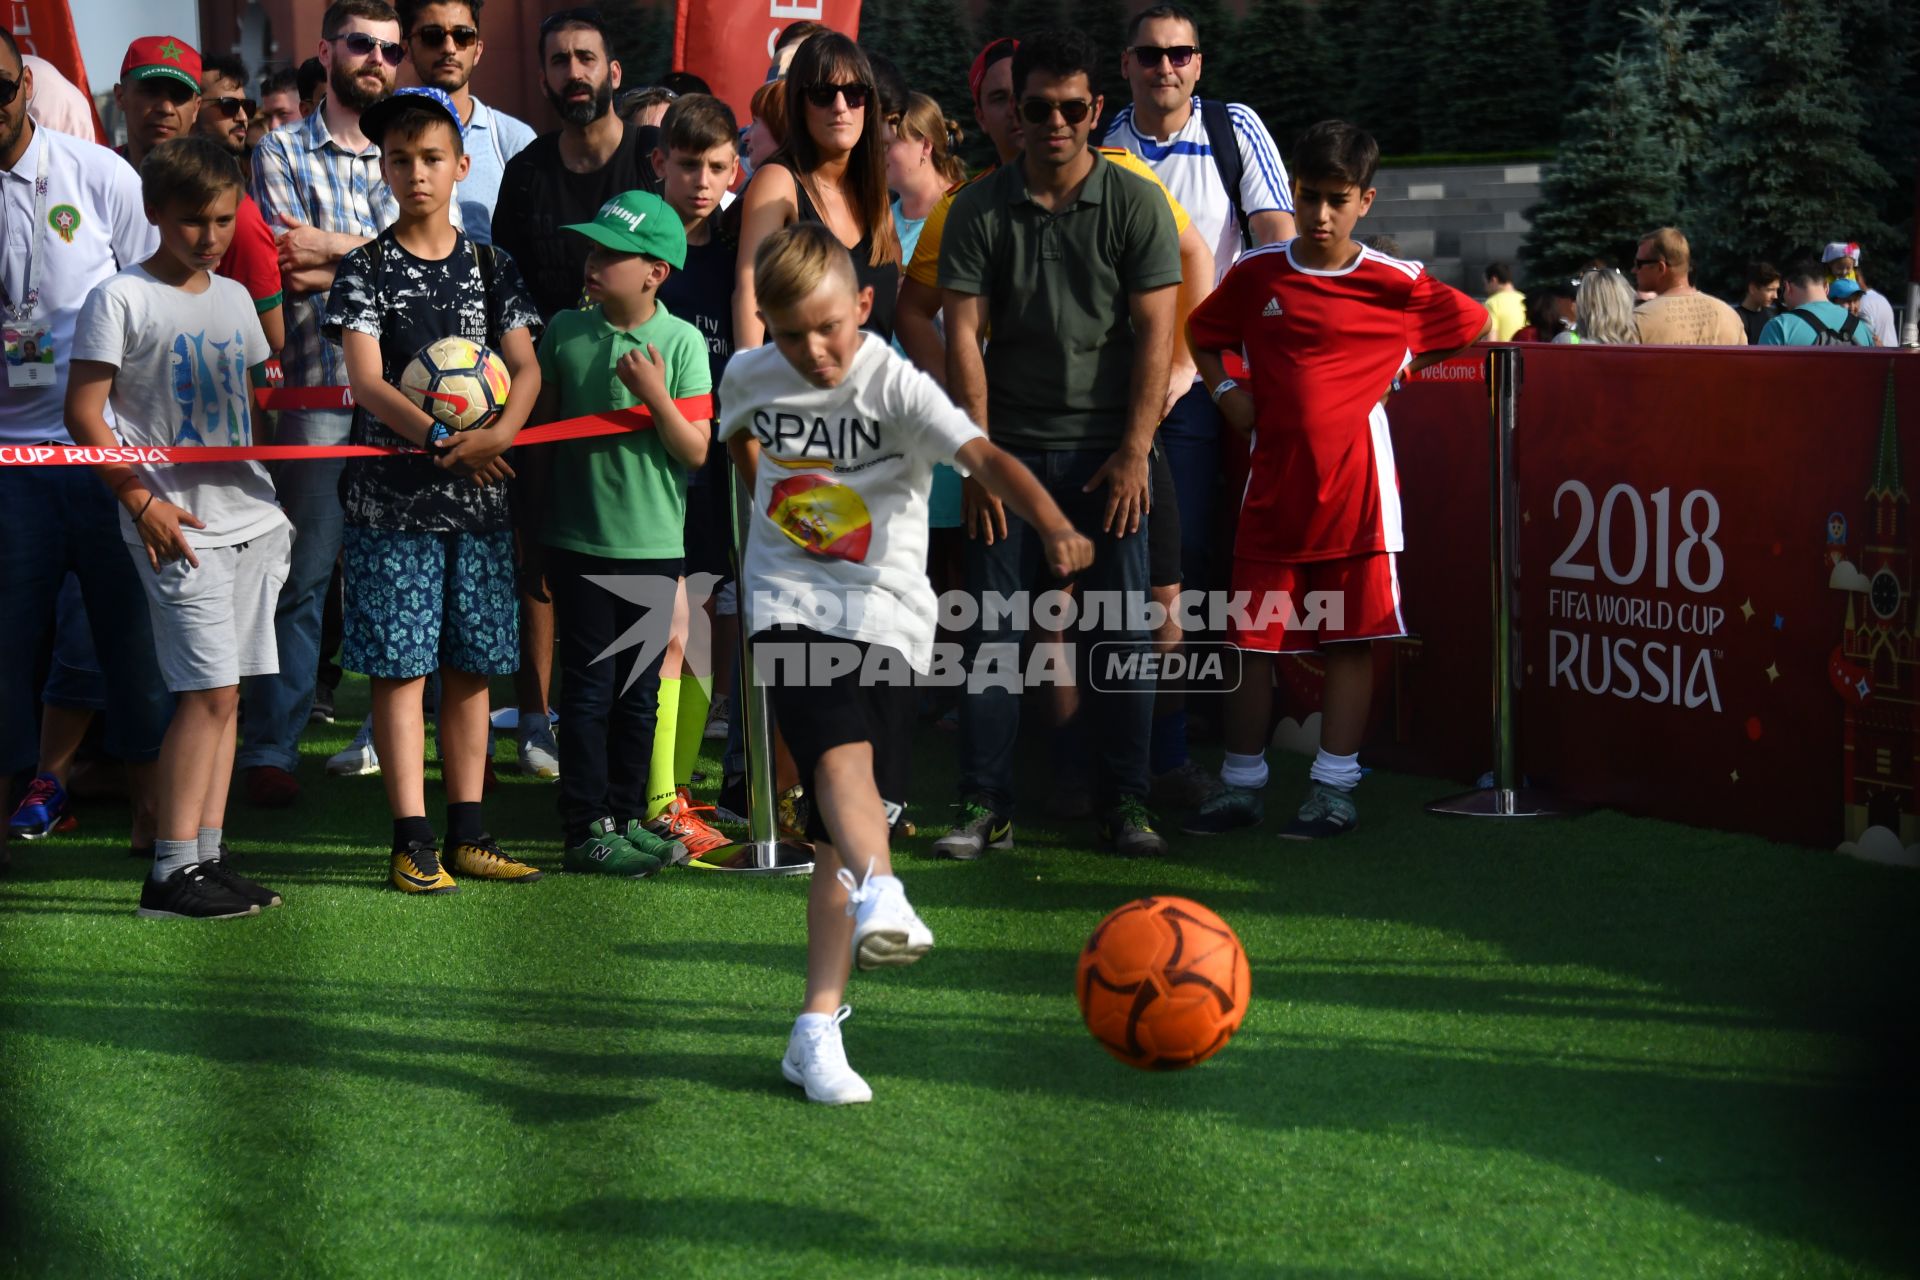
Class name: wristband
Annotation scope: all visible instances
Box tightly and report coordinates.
[427,422,452,446]
[134,492,155,523]
[1210,378,1240,403]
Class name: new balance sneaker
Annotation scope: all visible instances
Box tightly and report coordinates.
[447,833,543,882]
[647,794,732,859]
[623,818,690,867]
[198,858,284,908]
[327,716,380,777]
[1181,784,1264,836]
[391,841,458,894]
[244,765,301,808]
[931,799,1013,861]
[564,818,664,877]
[517,720,560,779]
[838,866,934,970]
[1280,783,1359,840]
[780,1006,872,1105]
[137,863,260,920]
[704,694,731,740]
[1152,760,1222,810]
[1099,797,1169,857]
[8,773,71,840]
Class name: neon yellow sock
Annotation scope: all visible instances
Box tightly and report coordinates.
[675,673,712,787]
[647,676,680,819]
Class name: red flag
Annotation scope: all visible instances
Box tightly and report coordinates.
[673,0,863,124]
[7,0,104,141]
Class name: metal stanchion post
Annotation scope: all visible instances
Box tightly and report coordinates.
[1428,346,1575,819]
[688,464,815,873]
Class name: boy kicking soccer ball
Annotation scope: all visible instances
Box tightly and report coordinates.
[1183,120,1488,840]
[722,224,1091,1104]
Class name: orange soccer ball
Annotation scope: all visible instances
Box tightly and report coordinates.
[1076,896,1251,1070]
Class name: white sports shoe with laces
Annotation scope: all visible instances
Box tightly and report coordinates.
[838,866,934,971]
[781,1005,872,1105]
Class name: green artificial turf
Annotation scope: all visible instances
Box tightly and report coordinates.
[3,678,1918,1278]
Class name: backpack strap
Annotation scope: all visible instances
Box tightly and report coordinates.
[474,241,501,345]
[1199,98,1250,253]
[1839,312,1866,344]
[1787,306,1842,343]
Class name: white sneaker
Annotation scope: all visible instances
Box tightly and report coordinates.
[839,867,934,971]
[325,715,380,777]
[780,1006,872,1105]
[704,695,731,741]
[518,720,560,779]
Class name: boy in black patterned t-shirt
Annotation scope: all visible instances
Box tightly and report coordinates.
[322,88,544,895]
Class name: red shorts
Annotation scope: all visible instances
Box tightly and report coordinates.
[1228,553,1405,653]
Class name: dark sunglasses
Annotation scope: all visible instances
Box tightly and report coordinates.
[202,95,256,118]
[331,32,406,65]
[0,76,21,107]
[540,7,603,34]
[1129,44,1199,67]
[1633,257,1662,269]
[803,82,871,110]
[413,23,479,49]
[1020,96,1094,125]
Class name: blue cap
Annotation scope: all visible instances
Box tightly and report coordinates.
[1828,277,1862,301]
[360,87,466,145]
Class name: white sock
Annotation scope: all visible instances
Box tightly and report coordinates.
[1310,748,1362,791]
[152,838,199,881]
[198,827,223,862]
[1220,751,1269,790]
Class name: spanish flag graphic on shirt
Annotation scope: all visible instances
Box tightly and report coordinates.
[767,473,874,562]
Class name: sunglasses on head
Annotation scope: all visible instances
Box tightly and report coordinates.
[1129,44,1199,67]
[803,81,870,109]
[1020,96,1094,125]
[412,23,479,49]
[202,94,256,117]
[331,31,406,65]
[0,76,22,108]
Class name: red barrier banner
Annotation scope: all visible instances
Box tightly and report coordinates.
[674,0,862,122]
[1379,346,1920,854]
[7,0,103,140]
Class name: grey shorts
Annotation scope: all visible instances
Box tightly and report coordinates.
[130,523,294,693]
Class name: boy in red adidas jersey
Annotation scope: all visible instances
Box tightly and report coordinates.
[1182,120,1487,839]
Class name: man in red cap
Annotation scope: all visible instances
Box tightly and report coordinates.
[114,36,202,169]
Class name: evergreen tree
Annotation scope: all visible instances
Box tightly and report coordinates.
[888,0,976,125]
[1519,51,1678,281]
[603,0,675,87]
[1328,0,1433,154]
[1622,1,1729,220]
[1425,0,1563,151]
[1693,0,1892,291]
[1233,0,1335,150]
[1831,0,1918,276]
[1185,0,1247,110]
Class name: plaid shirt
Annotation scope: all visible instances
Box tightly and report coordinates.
[250,110,465,391]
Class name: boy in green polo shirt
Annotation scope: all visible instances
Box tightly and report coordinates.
[527,190,715,875]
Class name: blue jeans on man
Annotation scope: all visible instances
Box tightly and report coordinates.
[956,445,1154,815]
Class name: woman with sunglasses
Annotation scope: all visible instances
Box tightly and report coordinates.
[734,32,901,350]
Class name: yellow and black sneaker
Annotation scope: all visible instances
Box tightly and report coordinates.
[391,840,459,894]
[447,833,543,882]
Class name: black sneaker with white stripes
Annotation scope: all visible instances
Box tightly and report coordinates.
[136,863,260,920]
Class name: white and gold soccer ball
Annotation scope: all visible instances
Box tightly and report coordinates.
[399,336,512,432]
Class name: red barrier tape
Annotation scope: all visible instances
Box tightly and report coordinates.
[0,394,714,466]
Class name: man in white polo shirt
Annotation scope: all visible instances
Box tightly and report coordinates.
[0,30,171,859]
[1102,0,1295,802]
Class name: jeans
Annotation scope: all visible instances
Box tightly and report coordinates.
[956,445,1153,813]
[43,574,107,711]
[1158,382,1223,593]
[549,548,683,836]
[237,410,349,773]
[0,466,172,774]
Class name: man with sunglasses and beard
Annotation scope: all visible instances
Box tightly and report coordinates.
[240,0,448,808]
[399,0,533,245]
[191,52,287,353]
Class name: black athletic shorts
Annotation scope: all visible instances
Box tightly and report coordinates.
[1148,445,1182,589]
[684,448,736,581]
[753,626,916,842]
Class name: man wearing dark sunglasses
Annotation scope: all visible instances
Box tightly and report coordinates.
[195,54,255,156]
[398,0,533,246]
[186,53,288,355]
[936,30,1182,860]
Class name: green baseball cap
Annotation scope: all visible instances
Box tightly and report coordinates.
[562,190,687,268]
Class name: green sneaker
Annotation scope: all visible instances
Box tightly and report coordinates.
[1098,796,1168,857]
[564,817,663,877]
[623,818,690,867]
[1181,784,1263,835]
[1280,783,1358,840]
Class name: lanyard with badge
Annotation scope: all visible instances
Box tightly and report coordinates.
[1,144,56,389]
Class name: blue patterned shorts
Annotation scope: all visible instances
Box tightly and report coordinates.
[341,527,520,679]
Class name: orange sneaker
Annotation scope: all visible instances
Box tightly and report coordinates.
[647,795,734,859]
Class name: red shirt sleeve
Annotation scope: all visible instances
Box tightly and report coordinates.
[217,195,285,312]
[1403,270,1486,355]
[1187,253,1255,353]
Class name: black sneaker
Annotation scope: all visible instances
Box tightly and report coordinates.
[714,772,749,826]
[199,858,284,908]
[1098,797,1169,857]
[310,684,336,725]
[136,863,261,920]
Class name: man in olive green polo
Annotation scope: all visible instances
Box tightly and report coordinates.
[936,28,1182,861]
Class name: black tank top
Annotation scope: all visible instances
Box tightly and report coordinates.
[772,160,898,341]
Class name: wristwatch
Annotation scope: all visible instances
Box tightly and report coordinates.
[1210,378,1240,403]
